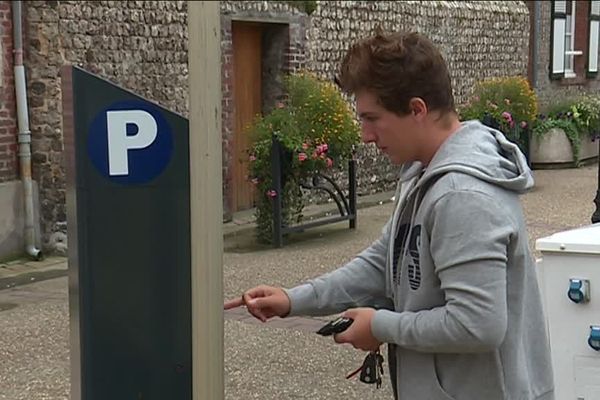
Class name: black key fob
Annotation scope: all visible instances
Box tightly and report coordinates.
[316,316,354,336]
[359,353,379,384]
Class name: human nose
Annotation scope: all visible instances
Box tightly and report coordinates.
[361,123,377,144]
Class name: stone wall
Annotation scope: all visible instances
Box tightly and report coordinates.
[305,1,530,193]
[21,0,530,252]
[0,1,18,183]
[24,0,189,250]
[528,1,600,109]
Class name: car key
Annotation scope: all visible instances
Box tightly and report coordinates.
[316,316,354,336]
[359,352,378,384]
[346,349,384,388]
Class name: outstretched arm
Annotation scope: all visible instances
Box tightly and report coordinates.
[284,218,393,317]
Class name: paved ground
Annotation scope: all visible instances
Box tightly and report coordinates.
[0,164,598,399]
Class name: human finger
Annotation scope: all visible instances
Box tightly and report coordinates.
[342,308,358,319]
[223,296,245,310]
[244,285,273,300]
[245,295,268,322]
[333,331,353,346]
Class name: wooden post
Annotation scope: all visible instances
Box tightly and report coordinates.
[188,2,224,400]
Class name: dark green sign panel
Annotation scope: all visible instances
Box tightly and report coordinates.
[63,66,191,400]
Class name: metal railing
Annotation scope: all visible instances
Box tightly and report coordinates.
[270,136,357,247]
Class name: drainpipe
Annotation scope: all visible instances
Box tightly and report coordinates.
[531,0,540,90]
[12,1,42,261]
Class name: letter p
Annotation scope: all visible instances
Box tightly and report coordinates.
[106,110,158,176]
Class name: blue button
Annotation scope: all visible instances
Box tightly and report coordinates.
[588,326,600,351]
[568,279,589,304]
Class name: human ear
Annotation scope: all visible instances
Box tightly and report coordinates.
[408,97,428,120]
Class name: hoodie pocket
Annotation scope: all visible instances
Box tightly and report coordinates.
[433,352,507,400]
[431,355,458,400]
[432,357,457,400]
[398,350,456,400]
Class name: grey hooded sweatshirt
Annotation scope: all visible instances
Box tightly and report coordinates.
[285,120,555,400]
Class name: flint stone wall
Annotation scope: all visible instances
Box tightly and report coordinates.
[22,0,528,251]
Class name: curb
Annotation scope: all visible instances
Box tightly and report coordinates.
[0,191,397,291]
[0,267,68,291]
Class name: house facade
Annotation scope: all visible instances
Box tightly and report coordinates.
[527,0,600,106]
[0,1,530,257]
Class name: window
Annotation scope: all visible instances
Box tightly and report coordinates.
[564,1,580,77]
[551,0,600,79]
[589,0,600,75]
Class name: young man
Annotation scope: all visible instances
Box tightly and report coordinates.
[225,31,555,400]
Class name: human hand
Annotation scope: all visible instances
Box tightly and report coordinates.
[223,285,291,322]
[333,308,381,352]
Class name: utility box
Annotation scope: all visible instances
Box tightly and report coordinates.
[536,224,600,400]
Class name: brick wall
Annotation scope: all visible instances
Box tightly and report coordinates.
[0,0,18,183]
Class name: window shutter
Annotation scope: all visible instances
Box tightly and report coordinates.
[588,0,600,76]
[551,1,568,79]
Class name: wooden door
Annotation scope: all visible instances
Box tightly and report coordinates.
[232,22,262,212]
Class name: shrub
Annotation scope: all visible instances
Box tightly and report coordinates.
[542,95,600,135]
[459,76,538,133]
[570,95,600,138]
[247,72,361,243]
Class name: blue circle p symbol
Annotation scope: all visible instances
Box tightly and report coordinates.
[88,101,173,185]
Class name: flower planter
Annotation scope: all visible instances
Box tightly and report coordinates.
[530,128,599,168]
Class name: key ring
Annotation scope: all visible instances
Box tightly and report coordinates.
[345,348,384,388]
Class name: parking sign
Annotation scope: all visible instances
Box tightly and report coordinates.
[87,101,173,185]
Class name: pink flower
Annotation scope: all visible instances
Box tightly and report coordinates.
[326,158,333,168]
[298,152,308,162]
[266,190,277,198]
[520,121,528,129]
[249,155,257,162]
[312,151,319,159]
[302,142,309,150]
[502,111,513,122]
[316,143,329,155]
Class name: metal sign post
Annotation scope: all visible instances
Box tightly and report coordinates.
[63,66,192,400]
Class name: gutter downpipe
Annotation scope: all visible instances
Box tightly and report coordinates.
[531,0,540,90]
[12,1,42,261]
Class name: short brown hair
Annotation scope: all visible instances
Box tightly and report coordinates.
[337,30,456,116]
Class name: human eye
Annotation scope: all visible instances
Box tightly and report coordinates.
[360,114,378,123]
